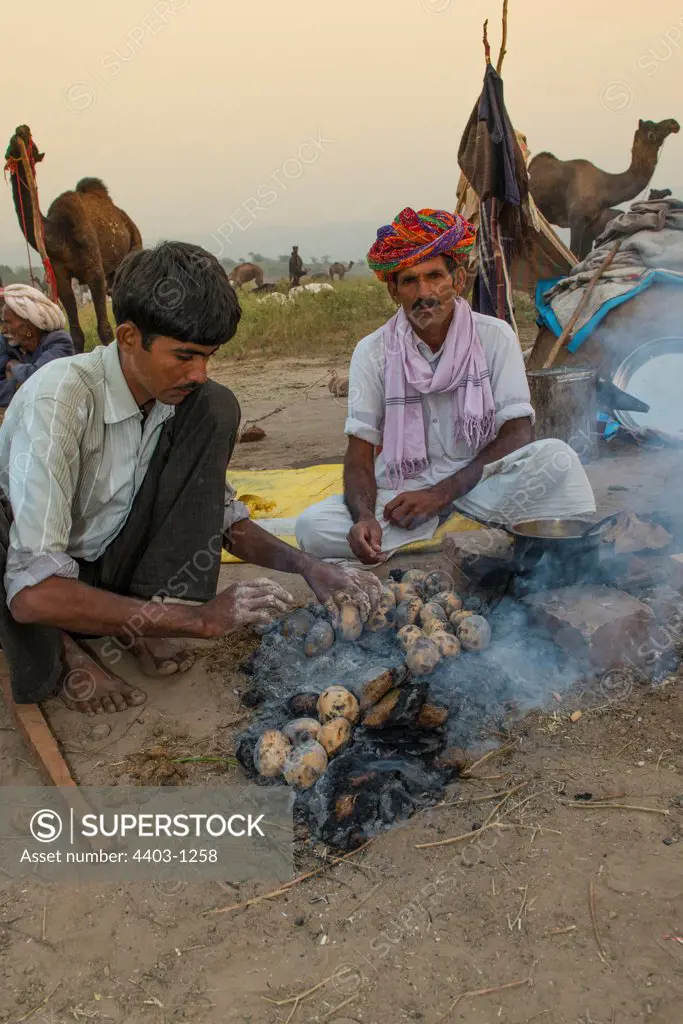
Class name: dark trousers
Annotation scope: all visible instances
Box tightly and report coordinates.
[0,381,240,703]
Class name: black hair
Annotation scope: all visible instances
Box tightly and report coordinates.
[112,241,241,349]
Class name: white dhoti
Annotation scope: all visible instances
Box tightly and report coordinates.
[295,439,596,560]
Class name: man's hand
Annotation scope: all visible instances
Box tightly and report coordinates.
[5,360,20,379]
[199,578,294,638]
[347,517,386,565]
[303,560,382,622]
[383,484,452,531]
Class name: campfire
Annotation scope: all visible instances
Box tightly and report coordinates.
[235,567,586,850]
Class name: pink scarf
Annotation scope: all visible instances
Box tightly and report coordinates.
[383,299,496,488]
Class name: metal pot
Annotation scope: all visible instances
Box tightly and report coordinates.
[504,513,620,573]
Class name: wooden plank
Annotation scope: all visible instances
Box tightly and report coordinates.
[0,673,77,787]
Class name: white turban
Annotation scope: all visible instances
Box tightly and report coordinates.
[1,284,67,333]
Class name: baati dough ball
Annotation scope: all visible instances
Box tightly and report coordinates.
[365,588,396,632]
[365,607,391,632]
[432,590,463,616]
[422,615,453,638]
[431,630,462,658]
[457,614,492,652]
[254,729,291,777]
[282,740,328,789]
[335,594,363,642]
[394,597,423,630]
[402,569,427,588]
[396,582,420,602]
[405,637,442,676]
[282,718,320,746]
[397,624,425,652]
[450,609,474,628]
[288,692,319,717]
[385,581,402,603]
[303,619,335,657]
[318,717,352,757]
[419,602,448,627]
[317,685,360,725]
[282,608,316,639]
[423,570,454,599]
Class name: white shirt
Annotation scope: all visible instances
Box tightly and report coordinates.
[0,343,248,605]
[345,310,534,492]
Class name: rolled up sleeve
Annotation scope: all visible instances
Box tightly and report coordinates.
[486,321,535,432]
[4,396,82,606]
[344,332,385,446]
[223,478,251,533]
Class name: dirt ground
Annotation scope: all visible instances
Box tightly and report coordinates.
[1,359,683,1024]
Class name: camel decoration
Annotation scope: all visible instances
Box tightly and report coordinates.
[5,125,142,352]
[228,262,264,289]
[529,118,680,259]
[328,260,354,281]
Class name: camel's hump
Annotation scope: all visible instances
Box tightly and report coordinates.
[75,177,110,197]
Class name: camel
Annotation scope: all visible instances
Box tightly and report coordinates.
[5,125,142,352]
[328,260,354,281]
[228,262,264,289]
[529,118,680,259]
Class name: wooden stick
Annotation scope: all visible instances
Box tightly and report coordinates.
[321,993,359,1020]
[262,972,337,1007]
[562,802,670,816]
[203,839,374,915]
[496,0,509,75]
[483,18,492,63]
[589,878,608,964]
[417,822,496,850]
[14,981,62,1023]
[1,675,76,787]
[461,741,517,778]
[437,977,531,1022]
[542,240,622,369]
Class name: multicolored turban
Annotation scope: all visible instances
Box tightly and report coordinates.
[367,208,476,282]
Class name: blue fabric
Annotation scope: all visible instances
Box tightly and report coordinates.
[535,271,683,353]
[0,329,74,406]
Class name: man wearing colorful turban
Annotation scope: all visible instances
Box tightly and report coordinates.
[295,207,595,562]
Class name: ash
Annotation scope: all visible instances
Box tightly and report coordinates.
[234,595,582,850]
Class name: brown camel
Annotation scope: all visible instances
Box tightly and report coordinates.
[228,262,264,289]
[529,118,680,259]
[328,260,354,281]
[5,125,142,353]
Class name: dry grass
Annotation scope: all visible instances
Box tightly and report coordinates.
[80,279,537,359]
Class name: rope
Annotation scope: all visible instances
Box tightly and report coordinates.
[4,133,59,301]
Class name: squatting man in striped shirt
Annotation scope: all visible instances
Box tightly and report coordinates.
[0,242,379,714]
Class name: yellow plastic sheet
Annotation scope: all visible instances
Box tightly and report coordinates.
[221,465,481,564]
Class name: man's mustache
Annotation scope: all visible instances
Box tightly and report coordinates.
[411,297,441,313]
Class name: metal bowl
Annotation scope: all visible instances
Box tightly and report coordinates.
[510,518,596,540]
[612,336,683,443]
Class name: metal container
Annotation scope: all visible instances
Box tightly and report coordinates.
[527,366,598,463]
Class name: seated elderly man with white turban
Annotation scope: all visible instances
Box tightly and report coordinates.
[295,207,596,563]
[0,284,73,410]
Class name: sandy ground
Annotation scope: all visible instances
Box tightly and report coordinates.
[2,359,683,1024]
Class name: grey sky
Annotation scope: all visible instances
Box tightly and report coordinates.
[1,0,682,264]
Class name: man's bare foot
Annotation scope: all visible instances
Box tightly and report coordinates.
[131,638,196,678]
[60,634,147,715]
